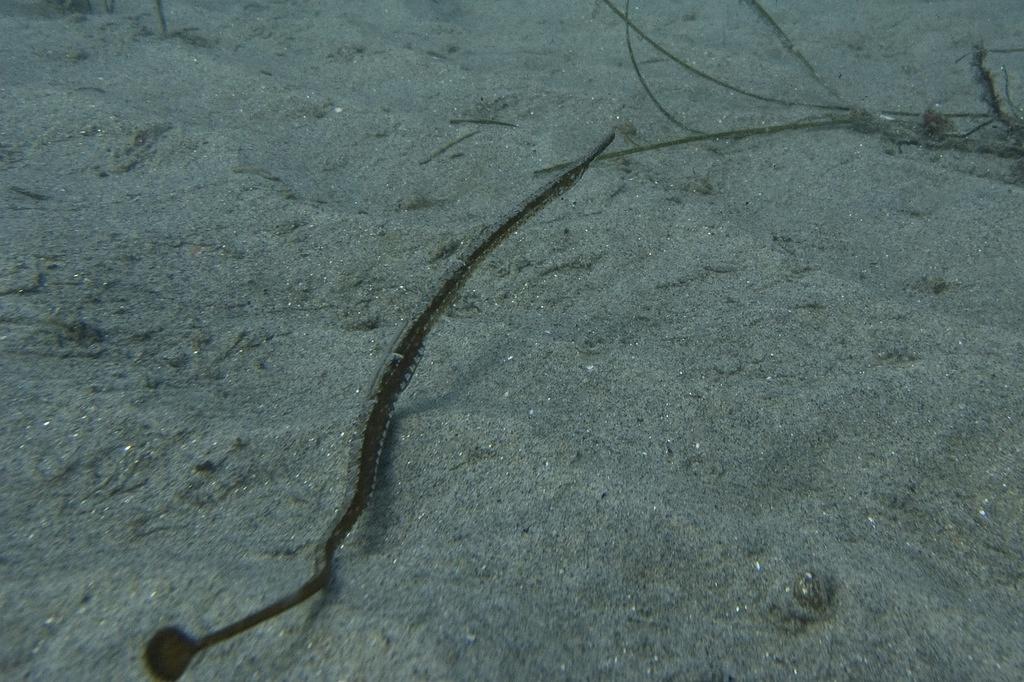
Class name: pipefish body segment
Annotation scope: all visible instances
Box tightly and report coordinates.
[143,130,614,680]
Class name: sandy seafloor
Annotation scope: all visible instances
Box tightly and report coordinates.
[2,1,1023,680]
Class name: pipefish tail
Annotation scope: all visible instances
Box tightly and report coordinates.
[143,130,615,680]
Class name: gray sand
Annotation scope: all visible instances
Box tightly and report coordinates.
[2,1,1022,679]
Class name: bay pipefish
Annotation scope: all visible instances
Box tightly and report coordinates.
[144,130,615,680]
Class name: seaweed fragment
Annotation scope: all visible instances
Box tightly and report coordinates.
[577,2,1020,176]
[972,45,1023,135]
[143,130,613,680]
[740,0,842,102]
[419,129,479,165]
[622,0,698,133]
[153,0,167,35]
